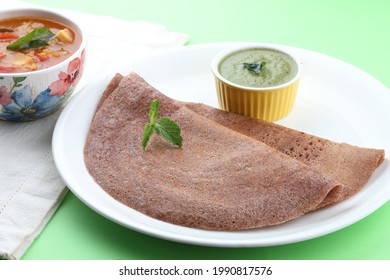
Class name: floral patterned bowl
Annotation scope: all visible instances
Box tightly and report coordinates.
[0,8,87,121]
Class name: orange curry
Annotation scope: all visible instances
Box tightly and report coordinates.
[0,17,81,73]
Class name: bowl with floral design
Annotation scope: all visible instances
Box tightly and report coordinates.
[0,8,87,121]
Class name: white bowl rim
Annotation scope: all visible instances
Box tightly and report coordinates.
[211,42,303,91]
[0,7,87,77]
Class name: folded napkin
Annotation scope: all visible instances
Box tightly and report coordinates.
[0,0,188,259]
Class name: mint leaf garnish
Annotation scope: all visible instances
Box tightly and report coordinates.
[7,27,55,51]
[155,117,183,148]
[243,61,266,75]
[141,99,183,150]
[141,122,156,149]
[149,99,159,122]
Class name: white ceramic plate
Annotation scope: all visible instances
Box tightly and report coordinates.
[53,43,390,247]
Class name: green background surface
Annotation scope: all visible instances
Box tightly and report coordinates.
[20,0,390,259]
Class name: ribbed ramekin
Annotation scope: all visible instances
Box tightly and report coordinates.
[211,43,302,122]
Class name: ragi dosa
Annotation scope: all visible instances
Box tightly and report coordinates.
[97,73,385,209]
[84,72,344,230]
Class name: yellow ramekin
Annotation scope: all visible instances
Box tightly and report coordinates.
[211,43,302,122]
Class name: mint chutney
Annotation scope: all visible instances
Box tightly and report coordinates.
[219,48,298,88]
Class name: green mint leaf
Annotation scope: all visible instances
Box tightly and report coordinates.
[243,61,266,75]
[149,99,159,122]
[155,117,183,148]
[7,27,55,51]
[141,122,156,150]
[141,99,183,150]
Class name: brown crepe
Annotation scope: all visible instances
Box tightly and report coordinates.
[99,73,385,208]
[84,72,343,230]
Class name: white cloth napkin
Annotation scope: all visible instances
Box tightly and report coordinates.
[0,0,188,260]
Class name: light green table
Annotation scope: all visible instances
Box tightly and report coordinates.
[22,0,390,259]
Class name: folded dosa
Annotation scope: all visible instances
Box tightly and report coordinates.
[99,73,385,208]
[84,72,343,230]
